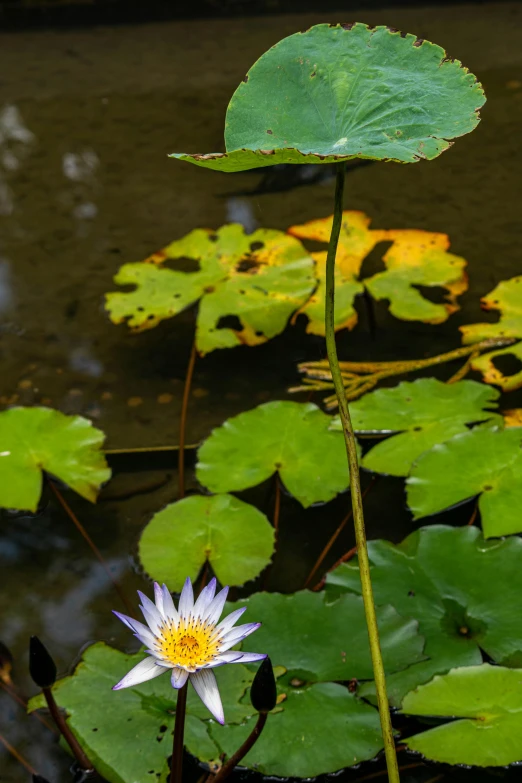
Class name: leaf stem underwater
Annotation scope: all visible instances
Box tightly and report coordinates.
[324,163,400,783]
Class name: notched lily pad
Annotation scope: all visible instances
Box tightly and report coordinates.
[105,224,315,354]
[138,494,275,591]
[171,24,484,170]
[403,664,522,767]
[407,426,522,537]
[196,401,355,507]
[326,525,522,705]
[0,406,110,512]
[330,379,501,477]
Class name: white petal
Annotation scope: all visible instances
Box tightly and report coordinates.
[171,667,189,689]
[192,578,217,621]
[113,611,157,648]
[138,591,164,635]
[224,652,266,664]
[178,577,194,619]
[204,586,229,626]
[112,657,165,690]
[162,584,179,626]
[203,652,244,668]
[189,669,224,724]
[214,607,247,636]
[154,582,165,616]
[219,623,260,652]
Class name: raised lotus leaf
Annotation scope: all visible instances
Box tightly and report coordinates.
[105,224,315,354]
[138,494,275,590]
[0,406,110,512]
[290,212,468,328]
[407,426,522,537]
[461,276,522,391]
[403,664,522,767]
[170,24,484,170]
[330,378,501,476]
[196,400,356,507]
[326,525,522,705]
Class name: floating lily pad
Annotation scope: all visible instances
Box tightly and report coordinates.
[226,590,425,682]
[138,494,275,591]
[210,681,383,777]
[407,426,522,537]
[105,224,315,354]
[28,643,255,783]
[330,379,501,476]
[196,401,354,507]
[0,407,110,512]
[461,276,522,391]
[326,525,522,705]
[403,665,522,767]
[170,24,484,171]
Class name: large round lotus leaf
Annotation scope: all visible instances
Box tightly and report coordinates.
[171,24,484,171]
[407,426,522,537]
[289,212,468,328]
[330,379,501,477]
[105,224,315,354]
[138,494,275,590]
[326,525,522,706]
[461,276,522,392]
[209,682,383,777]
[403,665,522,767]
[0,406,110,512]
[196,401,354,507]
[28,643,256,783]
[226,590,425,682]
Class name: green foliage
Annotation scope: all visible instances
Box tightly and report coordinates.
[0,407,110,512]
[105,224,315,354]
[403,665,522,766]
[138,494,275,590]
[326,525,522,705]
[407,426,522,537]
[171,24,484,171]
[196,401,354,507]
[331,379,501,476]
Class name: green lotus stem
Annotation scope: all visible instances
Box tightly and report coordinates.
[324,162,400,783]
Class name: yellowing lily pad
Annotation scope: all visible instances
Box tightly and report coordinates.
[0,407,110,512]
[289,211,468,329]
[403,665,522,767]
[105,224,315,354]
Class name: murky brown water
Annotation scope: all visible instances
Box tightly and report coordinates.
[1,3,522,781]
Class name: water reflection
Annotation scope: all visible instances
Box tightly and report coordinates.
[226,196,258,233]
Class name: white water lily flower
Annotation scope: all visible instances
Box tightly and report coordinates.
[112,577,266,724]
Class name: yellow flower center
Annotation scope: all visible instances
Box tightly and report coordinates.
[156,618,220,671]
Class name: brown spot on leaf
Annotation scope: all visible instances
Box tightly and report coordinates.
[266,129,273,135]
[236,257,260,273]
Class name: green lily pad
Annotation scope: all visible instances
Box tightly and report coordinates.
[226,590,425,682]
[105,224,315,354]
[210,681,383,777]
[326,525,522,705]
[171,24,484,171]
[138,494,275,591]
[461,276,522,392]
[28,643,255,783]
[196,401,354,507]
[403,665,522,767]
[407,426,522,537]
[330,379,501,477]
[0,406,110,512]
[289,213,468,328]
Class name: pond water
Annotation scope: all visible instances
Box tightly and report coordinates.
[1,2,522,781]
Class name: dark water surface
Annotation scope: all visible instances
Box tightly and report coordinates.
[1,3,522,781]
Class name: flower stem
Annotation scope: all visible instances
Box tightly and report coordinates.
[171,682,188,783]
[179,338,197,500]
[0,732,38,776]
[325,163,399,783]
[210,712,268,783]
[43,687,93,771]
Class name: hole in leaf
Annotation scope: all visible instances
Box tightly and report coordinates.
[216,315,243,332]
[491,352,522,378]
[359,241,393,279]
[236,256,260,273]
[163,256,201,274]
[250,241,264,252]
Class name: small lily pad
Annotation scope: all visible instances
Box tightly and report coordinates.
[330,379,501,477]
[171,24,484,170]
[407,426,522,537]
[403,664,522,767]
[105,224,315,354]
[326,525,522,705]
[138,494,275,591]
[196,401,354,507]
[0,407,110,512]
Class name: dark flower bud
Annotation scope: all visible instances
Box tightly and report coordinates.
[33,776,52,783]
[0,640,13,684]
[29,636,56,688]
[250,656,276,714]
